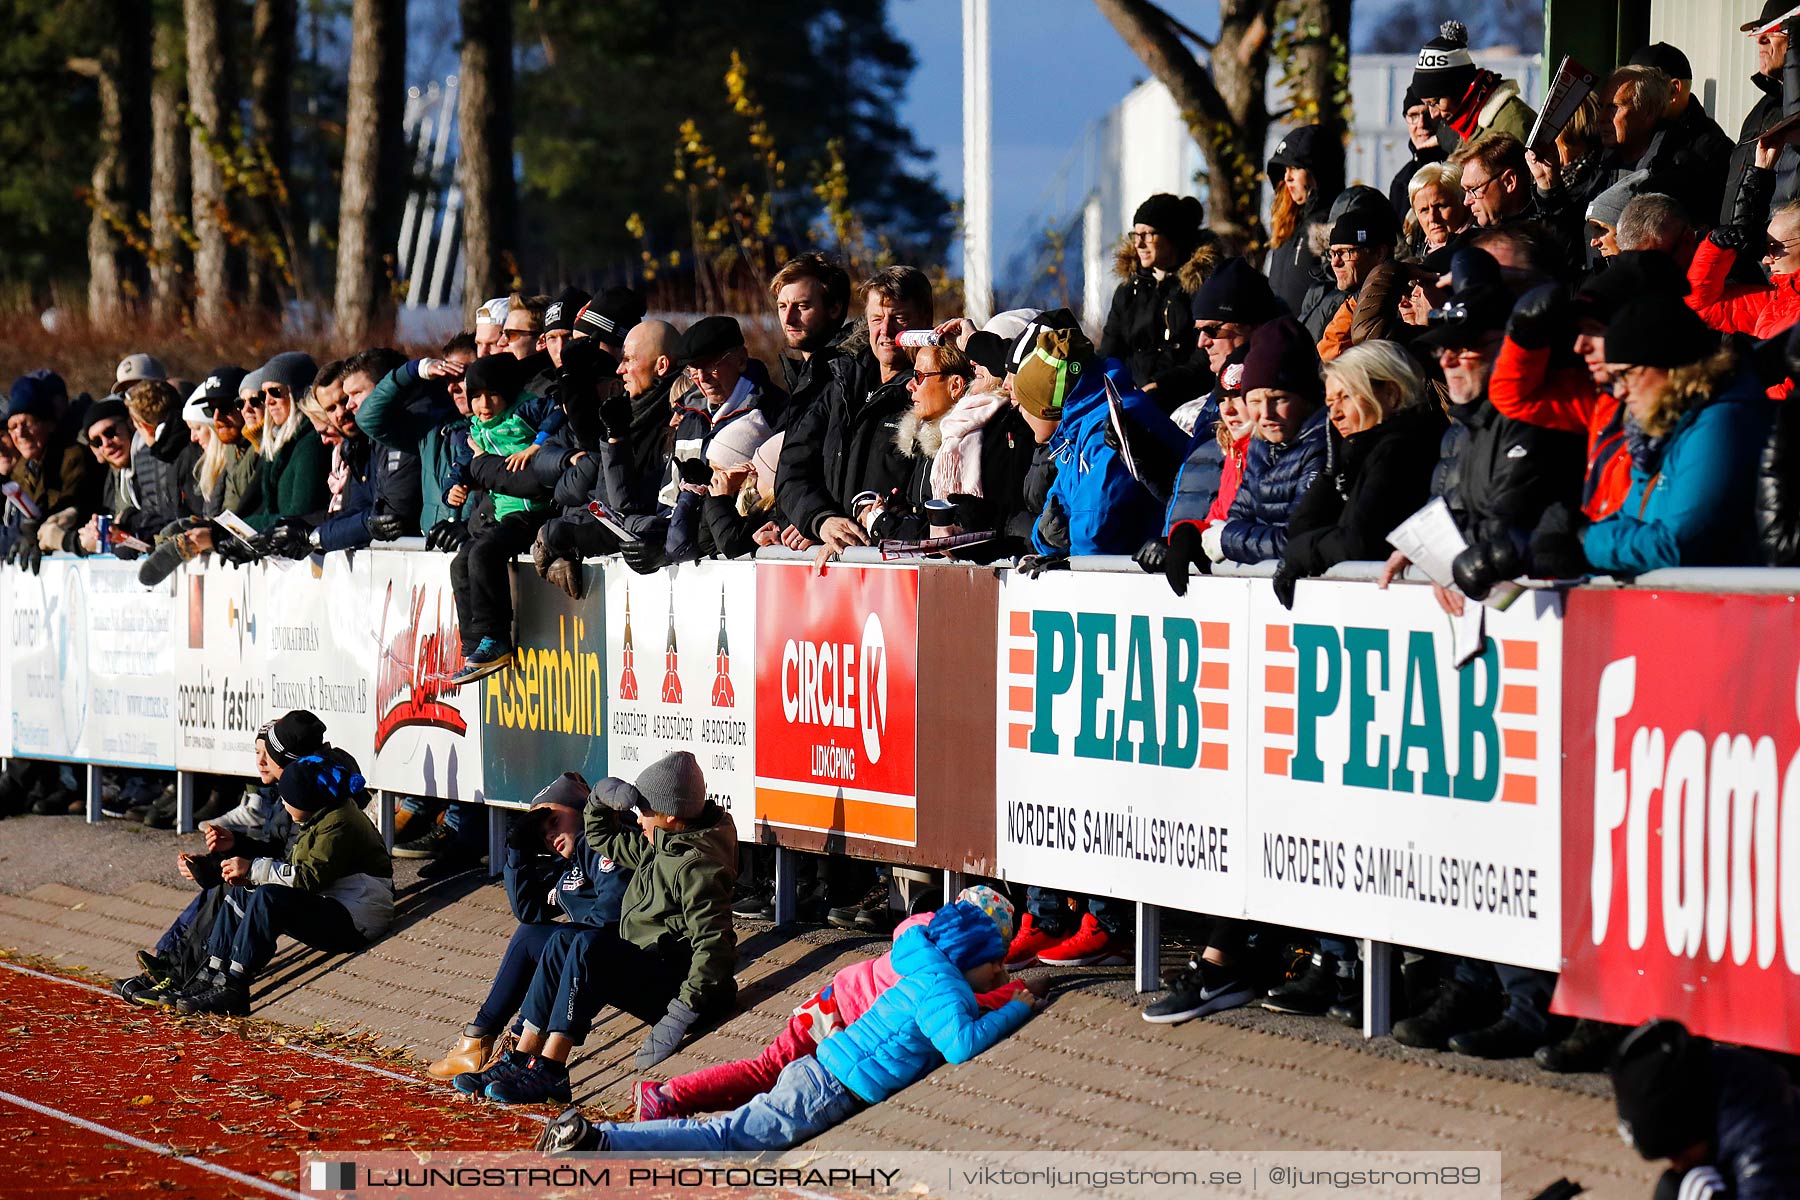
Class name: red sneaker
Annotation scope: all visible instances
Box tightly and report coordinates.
[1037,912,1131,967]
[1004,913,1065,970]
[633,1080,674,1121]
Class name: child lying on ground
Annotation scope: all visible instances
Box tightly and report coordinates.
[535,895,1044,1153]
[175,755,393,1016]
[426,771,630,1079]
[632,884,1027,1121]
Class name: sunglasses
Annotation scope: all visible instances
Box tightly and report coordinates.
[90,422,129,444]
[202,397,243,416]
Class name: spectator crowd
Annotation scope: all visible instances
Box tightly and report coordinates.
[3,11,1800,1191]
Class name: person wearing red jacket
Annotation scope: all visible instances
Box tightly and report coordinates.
[1684,147,1800,398]
[1488,254,1687,522]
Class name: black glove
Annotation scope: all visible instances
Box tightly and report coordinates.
[1134,537,1169,574]
[1451,535,1525,602]
[1528,502,1591,580]
[620,537,666,575]
[676,456,712,486]
[255,519,314,561]
[1707,223,1757,253]
[1506,282,1570,351]
[366,512,408,542]
[1034,496,1070,553]
[425,519,468,551]
[597,391,633,444]
[1272,563,1299,610]
[635,997,700,1068]
[7,521,41,574]
[1163,522,1210,597]
[210,525,261,565]
[1014,553,1068,578]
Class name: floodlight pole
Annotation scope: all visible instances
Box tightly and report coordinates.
[962,0,993,324]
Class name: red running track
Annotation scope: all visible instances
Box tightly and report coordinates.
[0,962,549,1199]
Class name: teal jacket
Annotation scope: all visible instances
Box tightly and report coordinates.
[815,922,1032,1104]
[355,359,467,529]
[1584,369,1770,575]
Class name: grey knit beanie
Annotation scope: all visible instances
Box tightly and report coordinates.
[635,751,706,820]
[257,351,319,398]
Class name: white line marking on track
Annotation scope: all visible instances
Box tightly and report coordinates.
[0,960,550,1124]
[0,1088,311,1200]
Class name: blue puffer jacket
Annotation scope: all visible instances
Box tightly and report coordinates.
[1709,1043,1800,1199]
[1164,397,1223,533]
[1033,360,1188,555]
[1584,368,1771,575]
[815,915,1033,1104]
[1220,405,1329,564]
[502,834,630,929]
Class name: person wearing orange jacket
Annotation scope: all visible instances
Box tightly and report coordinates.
[1683,148,1800,397]
[1489,253,1692,524]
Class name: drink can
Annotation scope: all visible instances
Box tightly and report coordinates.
[895,330,942,348]
[96,515,112,555]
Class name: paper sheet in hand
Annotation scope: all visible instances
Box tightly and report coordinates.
[1527,56,1598,154]
[213,510,263,555]
[1386,497,1467,587]
[585,501,639,545]
[1104,377,1142,482]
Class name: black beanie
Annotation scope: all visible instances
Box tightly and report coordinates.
[1132,193,1205,252]
[1190,257,1283,325]
[276,754,364,813]
[1611,1020,1718,1160]
[576,287,648,348]
[1412,20,1477,101]
[462,353,526,401]
[543,286,593,334]
[259,710,327,767]
[1238,317,1322,404]
[1573,251,1691,324]
[1604,296,1720,369]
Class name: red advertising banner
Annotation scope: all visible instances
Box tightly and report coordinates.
[754,562,919,846]
[1557,589,1800,1053]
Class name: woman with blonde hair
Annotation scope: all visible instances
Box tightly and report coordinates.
[1272,340,1447,606]
[245,351,330,538]
[1403,160,1472,259]
[1583,297,1770,574]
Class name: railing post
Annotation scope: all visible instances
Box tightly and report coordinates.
[1363,938,1394,1039]
[377,791,397,854]
[85,763,103,824]
[772,845,798,927]
[175,770,197,834]
[488,805,507,877]
[943,868,966,904]
[1135,902,1161,994]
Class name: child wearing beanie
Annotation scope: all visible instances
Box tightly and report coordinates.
[537,892,1044,1153]
[632,885,1029,1122]
[174,754,392,1017]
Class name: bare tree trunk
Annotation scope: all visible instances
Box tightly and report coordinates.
[184,0,240,328]
[334,0,408,343]
[1094,0,1274,253]
[1287,0,1352,191]
[249,0,297,312]
[458,0,516,308]
[149,17,190,322]
[83,0,152,324]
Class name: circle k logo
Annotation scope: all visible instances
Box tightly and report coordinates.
[779,612,890,765]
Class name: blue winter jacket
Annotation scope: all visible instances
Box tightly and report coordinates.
[814,921,1033,1104]
[1584,369,1770,576]
[502,835,629,929]
[355,359,469,530]
[1164,396,1224,533]
[1708,1043,1800,1200]
[1032,359,1188,555]
[1220,405,1329,564]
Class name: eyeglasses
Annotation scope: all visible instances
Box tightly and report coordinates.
[1129,230,1161,244]
[501,326,536,341]
[1462,175,1498,199]
[1327,246,1374,262]
[1764,234,1800,258]
[91,423,129,444]
[907,370,955,385]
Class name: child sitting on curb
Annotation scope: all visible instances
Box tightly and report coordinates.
[176,755,394,1016]
[454,751,737,1106]
[536,895,1045,1153]
[426,771,630,1079]
[633,884,1027,1121]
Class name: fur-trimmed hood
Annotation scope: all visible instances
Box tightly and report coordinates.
[1113,231,1228,293]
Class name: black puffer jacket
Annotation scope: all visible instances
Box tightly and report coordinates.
[1281,403,1448,578]
[1220,406,1330,564]
[1706,1043,1800,1199]
[125,418,196,539]
[778,319,861,424]
[1759,386,1800,565]
[775,349,913,540]
[1099,235,1225,405]
[1431,396,1585,546]
[1266,124,1343,316]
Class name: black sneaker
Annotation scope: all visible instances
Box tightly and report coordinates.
[827,881,891,932]
[1260,952,1351,1016]
[1391,978,1499,1050]
[1535,1018,1626,1073]
[731,880,774,919]
[130,975,184,1008]
[1448,1014,1554,1060]
[136,950,173,981]
[392,824,456,861]
[112,974,153,1001]
[177,975,249,1016]
[1142,959,1254,1024]
[1327,996,1363,1028]
[454,1048,530,1096]
[536,1107,607,1152]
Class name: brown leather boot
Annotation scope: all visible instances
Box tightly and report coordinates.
[428,1033,495,1080]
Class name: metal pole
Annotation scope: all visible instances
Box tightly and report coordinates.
[410,77,460,309]
[488,805,507,877]
[175,770,197,835]
[961,0,992,324]
[772,846,798,927]
[1135,902,1162,994]
[377,791,397,854]
[395,86,431,298]
[86,763,103,824]
[1363,939,1395,1038]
